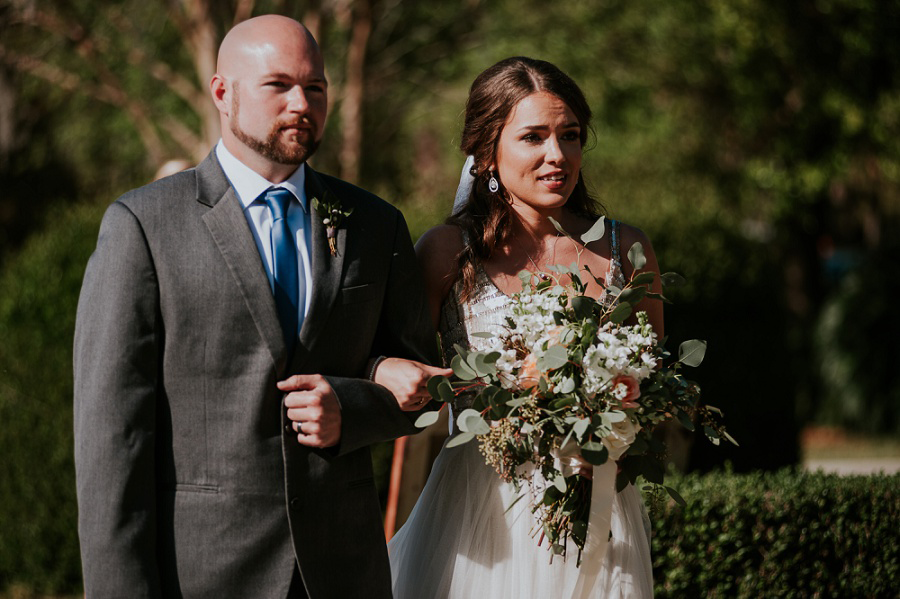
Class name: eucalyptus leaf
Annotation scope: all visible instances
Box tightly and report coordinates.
[678,339,708,367]
[470,331,494,339]
[414,410,441,428]
[518,270,532,286]
[548,216,572,239]
[665,485,687,507]
[627,242,647,270]
[451,354,477,380]
[446,432,475,448]
[426,374,448,401]
[580,217,606,244]
[538,377,549,394]
[572,519,588,541]
[571,295,594,319]
[619,286,647,305]
[605,410,627,424]
[506,397,526,408]
[552,474,567,493]
[549,395,577,410]
[457,409,490,435]
[437,379,455,402]
[627,435,649,455]
[660,272,687,287]
[723,431,740,446]
[580,441,609,465]
[572,417,590,440]
[631,271,656,286]
[675,409,696,432]
[538,344,569,370]
[608,302,632,324]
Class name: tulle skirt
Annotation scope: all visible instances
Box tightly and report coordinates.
[388,436,654,598]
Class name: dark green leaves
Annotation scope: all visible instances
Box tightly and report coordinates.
[580,441,609,465]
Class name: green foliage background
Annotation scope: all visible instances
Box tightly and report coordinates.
[650,470,900,598]
[1,0,898,593]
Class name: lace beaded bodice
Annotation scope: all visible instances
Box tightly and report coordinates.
[438,219,625,425]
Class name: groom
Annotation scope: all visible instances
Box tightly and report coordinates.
[74,15,437,599]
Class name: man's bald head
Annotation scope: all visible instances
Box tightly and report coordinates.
[217,15,321,78]
[210,15,328,181]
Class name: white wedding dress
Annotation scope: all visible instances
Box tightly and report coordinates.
[388,220,655,598]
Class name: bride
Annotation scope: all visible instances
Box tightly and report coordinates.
[380,56,662,598]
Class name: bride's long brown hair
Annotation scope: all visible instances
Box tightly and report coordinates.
[449,57,603,300]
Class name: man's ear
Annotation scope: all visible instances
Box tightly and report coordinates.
[210,74,230,115]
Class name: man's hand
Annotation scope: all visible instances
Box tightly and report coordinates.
[278,375,342,448]
[373,358,453,411]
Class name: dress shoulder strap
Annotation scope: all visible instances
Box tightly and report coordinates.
[605,218,625,288]
[609,218,622,270]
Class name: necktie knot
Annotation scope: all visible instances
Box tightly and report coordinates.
[264,188,293,221]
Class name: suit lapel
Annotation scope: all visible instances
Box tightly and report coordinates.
[296,166,347,366]
[197,153,287,373]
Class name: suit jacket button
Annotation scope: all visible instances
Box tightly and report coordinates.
[285,423,293,434]
[289,497,301,510]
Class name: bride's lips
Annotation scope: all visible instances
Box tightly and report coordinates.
[537,170,568,190]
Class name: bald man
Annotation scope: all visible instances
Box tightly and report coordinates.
[74,16,438,598]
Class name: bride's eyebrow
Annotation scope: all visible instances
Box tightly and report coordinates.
[516,122,581,133]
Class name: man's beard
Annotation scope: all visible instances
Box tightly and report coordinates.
[230,89,320,165]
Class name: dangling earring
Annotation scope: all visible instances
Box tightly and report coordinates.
[488,172,500,193]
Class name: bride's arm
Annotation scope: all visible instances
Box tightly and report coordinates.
[415,224,465,328]
[618,224,664,338]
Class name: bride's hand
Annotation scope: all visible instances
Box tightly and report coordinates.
[372,357,452,411]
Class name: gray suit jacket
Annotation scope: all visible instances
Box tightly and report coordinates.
[73,152,437,598]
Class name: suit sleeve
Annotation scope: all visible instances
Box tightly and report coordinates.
[328,209,440,456]
[73,201,162,598]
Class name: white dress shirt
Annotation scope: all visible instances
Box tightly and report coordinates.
[215,141,313,327]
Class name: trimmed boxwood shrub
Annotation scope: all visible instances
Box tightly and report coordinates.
[0,202,104,593]
[651,469,900,598]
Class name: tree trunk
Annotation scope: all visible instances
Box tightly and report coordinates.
[339,0,372,184]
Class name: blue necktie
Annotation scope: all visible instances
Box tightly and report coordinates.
[263,188,300,352]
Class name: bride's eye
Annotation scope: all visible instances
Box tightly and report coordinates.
[521,133,541,143]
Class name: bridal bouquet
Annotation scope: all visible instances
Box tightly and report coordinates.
[417,218,735,564]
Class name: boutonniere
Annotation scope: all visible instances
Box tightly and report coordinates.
[311,192,353,256]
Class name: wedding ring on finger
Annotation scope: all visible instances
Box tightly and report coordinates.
[295,421,303,434]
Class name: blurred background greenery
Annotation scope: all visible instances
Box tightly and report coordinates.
[1,0,898,594]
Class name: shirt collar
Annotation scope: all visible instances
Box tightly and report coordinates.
[215,140,308,212]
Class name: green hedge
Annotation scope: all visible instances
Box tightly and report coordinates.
[0,202,104,593]
[651,469,900,598]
